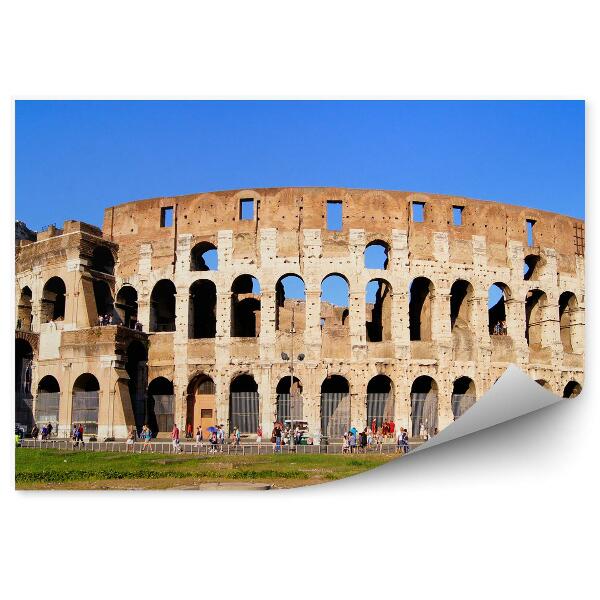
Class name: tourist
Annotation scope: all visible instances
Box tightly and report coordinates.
[401,428,410,454]
[41,425,48,440]
[271,424,281,453]
[108,314,113,325]
[186,423,193,439]
[77,424,85,447]
[294,426,301,446]
[141,425,152,452]
[171,423,181,452]
[126,426,135,452]
[46,422,53,438]
[342,434,349,454]
[389,420,395,438]
[31,424,39,440]
[348,431,357,453]
[195,426,202,445]
[209,429,218,452]
[234,426,241,446]
[256,424,263,444]
[71,423,78,447]
[217,425,225,450]
[366,428,373,448]
[371,418,377,435]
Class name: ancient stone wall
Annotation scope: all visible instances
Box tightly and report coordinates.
[15,188,585,439]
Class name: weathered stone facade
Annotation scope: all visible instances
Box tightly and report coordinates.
[15,187,585,439]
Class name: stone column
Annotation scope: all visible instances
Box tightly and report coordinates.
[304,288,322,362]
[215,291,231,364]
[260,289,276,363]
[349,285,367,360]
[173,287,190,429]
[392,289,410,358]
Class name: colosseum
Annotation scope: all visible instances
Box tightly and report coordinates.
[15,187,585,441]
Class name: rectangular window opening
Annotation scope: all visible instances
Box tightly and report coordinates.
[327,200,343,231]
[160,207,173,228]
[526,219,536,247]
[412,202,425,223]
[240,198,254,220]
[452,206,464,226]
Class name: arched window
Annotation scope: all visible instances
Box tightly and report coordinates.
[563,381,582,398]
[229,374,259,434]
[36,375,60,434]
[147,377,174,435]
[125,341,148,433]
[15,339,34,429]
[90,246,115,275]
[189,280,217,338]
[525,289,547,347]
[410,376,438,438]
[488,283,511,335]
[190,242,218,271]
[320,375,350,440]
[72,373,100,435]
[559,291,578,353]
[93,280,114,321]
[535,379,552,391]
[275,274,306,332]
[231,275,261,337]
[364,240,390,270]
[366,375,394,429]
[321,274,349,332]
[366,279,392,342]
[409,277,434,341]
[276,376,303,423]
[115,285,138,328]
[41,277,66,322]
[524,254,543,281]
[17,286,32,330]
[187,374,217,435]
[450,279,474,332]
[150,279,176,332]
[451,377,476,420]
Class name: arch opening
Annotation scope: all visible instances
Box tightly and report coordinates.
[559,291,578,353]
[15,339,34,429]
[125,341,148,433]
[409,277,434,341]
[276,376,303,423]
[525,289,547,347]
[366,279,392,342]
[563,380,582,398]
[147,377,174,436]
[36,375,60,434]
[229,374,259,434]
[366,375,394,430]
[535,379,552,391]
[321,274,350,334]
[450,279,473,331]
[93,280,114,322]
[189,280,217,339]
[41,277,66,323]
[275,274,306,332]
[90,246,115,275]
[410,375,438,438]
[524,254,543,281]
[115,285,138,328]
[231,275,261,337]
[17,286,32,330]
[190,242,218,271]
[364,240,390,270]
[150,279,176,332]
[488,283,510,335]
[187,374,216,437]
[451,376,476,420]
[72,373,100,435]
[320,375,350,440]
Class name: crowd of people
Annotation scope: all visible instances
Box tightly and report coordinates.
[71,423,86,447]
[492,320,508,335]
[340,423,410,454]
[30,422,54,440]
[97,313,144,331]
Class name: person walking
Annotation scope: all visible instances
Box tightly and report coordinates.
[348,431,357,453]
[46,422,53,438]
[195,426,202,446]
[272,424,281,453]
[141,425,152,452]
[186,423,193,439]
[126,426,135,452]
[171,423,181,453]
[256,425,263,444]
[342,433,349,454]
[31,424,39,440]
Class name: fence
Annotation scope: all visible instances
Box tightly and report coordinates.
[230,392,260,433]
[320,393,351,439]
[72,391,99,435]
[21,438,411,455]
[366,392,395,429]
[410,393,438,437]
[35,392,60,434]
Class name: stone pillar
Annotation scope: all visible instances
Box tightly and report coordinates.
[215,291,231,364]
[506,297,527,364]
[571,306,585,354]
[304,288,321,362]
[392,289,410,358]
[260,289,276,363]
[259,367,274,436]
[436,375,454,432]
[349,285,367,360]
[173,287,190,429]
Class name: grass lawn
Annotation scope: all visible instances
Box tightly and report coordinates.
[15,448,399,490]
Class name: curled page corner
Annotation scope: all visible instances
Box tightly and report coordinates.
[412,365,565,454]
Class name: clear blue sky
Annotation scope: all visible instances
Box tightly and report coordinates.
[16,101,584,307]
